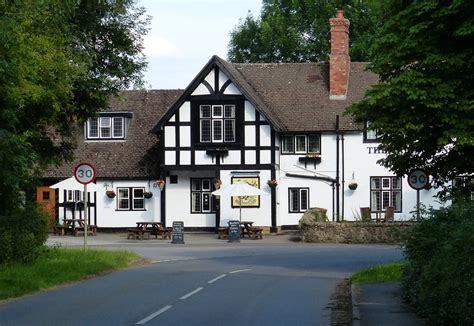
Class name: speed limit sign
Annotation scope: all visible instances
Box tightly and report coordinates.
[408,169,428,190]
[74,163,96,184]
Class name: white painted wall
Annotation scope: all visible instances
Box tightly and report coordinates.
[165,171,215,227]
[277,132,442,225]
[63,179,161,228]
[179,102,191,122]
[219,170,272,227]
[164,126,175,147]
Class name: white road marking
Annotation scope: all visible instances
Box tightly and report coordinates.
[135,305,172,325]
[229,269,252,274]
[180,287,204,300]
[208,274,227,284]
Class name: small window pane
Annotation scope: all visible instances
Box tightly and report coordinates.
[201,120,211,142]
[100,117,111,138]
[289,189,299,212]
[118,188,129,210]
[371,191,380,211]
[307,135,320,154]
[213,120,223,142]
[382,178,391,189]
[202,179,211,191]
[282,135,294,153]
[42,192,50,201]
[371,177,381,189]
[191,192,201,212]
[200,105,211,118]
[212,105,223,118]
[88,118,99,138]
[300,189,308,211]
[202,193,211,212]
[192,179,201,191]
[113,117,123,138]
[224,105,235,118]
[295,135,306,153]
[366,121,379,140]
[382,191,390,209]
[224,119,235,142]
[392,191,402,211]
[392,177,401,189]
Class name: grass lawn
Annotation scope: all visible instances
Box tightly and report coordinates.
[0,248,141,301]
[351,261,407,284]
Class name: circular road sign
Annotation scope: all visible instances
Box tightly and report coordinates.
[74,163,96,184]
[408,169,428,190]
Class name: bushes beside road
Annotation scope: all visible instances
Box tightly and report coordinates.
[402,201,474,325]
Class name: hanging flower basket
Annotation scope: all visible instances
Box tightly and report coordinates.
[154,179,166,191]
[106,190,116,198]
[348,182,358,190]
[144,191,153,199]
[267,179,278,188]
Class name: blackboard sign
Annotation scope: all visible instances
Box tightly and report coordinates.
[172,221,184,244]
[228,220,241,243]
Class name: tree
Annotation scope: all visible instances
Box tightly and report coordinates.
[347,0,474,189]
[228,0,382,63]
[0,0,149,214]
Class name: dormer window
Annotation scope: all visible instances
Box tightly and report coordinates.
[364,121,380,142]
[200,104,235,143]
[282,134,321,154]
[85,113,131,140]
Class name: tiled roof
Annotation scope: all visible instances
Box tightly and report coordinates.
[43,89,183,179]
[230,61,378,131]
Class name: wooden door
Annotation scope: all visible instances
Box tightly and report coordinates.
[36,186,56,228]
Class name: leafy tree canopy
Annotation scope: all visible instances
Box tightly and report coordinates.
[347,0,474,189]
[228,0,382,63]
[0,0,149,213]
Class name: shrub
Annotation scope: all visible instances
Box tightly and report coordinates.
[0,203,48,264]
[402,201,474,325]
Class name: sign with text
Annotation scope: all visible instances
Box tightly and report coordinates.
[228,220,241,243]
[172,221,184,244]
[408,169,428,190]
[74,163,96,184]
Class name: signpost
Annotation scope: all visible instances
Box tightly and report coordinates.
[172,221,185,244]
[74,163,96,251]
[408,169,428,219]
[228,220,241,243]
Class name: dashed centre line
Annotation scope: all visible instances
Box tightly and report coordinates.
[229,268,252,274]
[208,274,227,284]
[180,287,204,300]
[135,305,172,325]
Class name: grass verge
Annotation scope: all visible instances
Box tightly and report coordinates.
[0,247,141,301]
[351,261,407,284]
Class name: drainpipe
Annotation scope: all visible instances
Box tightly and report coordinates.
[341,131,345,221]
[336,115,340,222]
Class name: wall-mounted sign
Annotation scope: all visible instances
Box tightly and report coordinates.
[231,176,260,208]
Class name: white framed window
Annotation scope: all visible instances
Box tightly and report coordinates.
[100,117,111,138]
[85,116,127,140]
[199,104,235,143]
[364,121,380,142]
[370,177,402,212]
[191,178,215,213]
[281,134,321,154]
[112,117,124,138]
[289,188,309,213]
[117,187,145,211]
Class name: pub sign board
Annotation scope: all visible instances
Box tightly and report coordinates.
[228,220,241,243]
[172,221,184,244]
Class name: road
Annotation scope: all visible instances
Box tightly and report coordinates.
[0,234,403,325]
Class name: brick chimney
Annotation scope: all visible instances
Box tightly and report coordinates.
[329,10,350,100]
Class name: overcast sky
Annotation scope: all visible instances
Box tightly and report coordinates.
[140,0,262,90]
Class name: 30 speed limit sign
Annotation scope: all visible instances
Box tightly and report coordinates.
[408,169,428,190]
[74,163,96,184]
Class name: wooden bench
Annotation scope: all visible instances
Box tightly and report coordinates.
[150,226,172,240]
[127,228,150,240]
[217,227,228,239]
[248,227,263,239]
[74,227,95,237]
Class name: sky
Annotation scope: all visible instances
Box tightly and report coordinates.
[140,0,263,90]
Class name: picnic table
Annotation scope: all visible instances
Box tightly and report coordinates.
[128,222,171,240]
[57,219,96,236]
[217,221,263,240]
